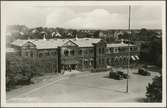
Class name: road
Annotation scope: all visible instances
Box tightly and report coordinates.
[6,68,160,103]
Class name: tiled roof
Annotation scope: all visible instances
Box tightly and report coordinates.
[11,39,30,47]
[33,39,68,49]
[11,38,101,49]
[107,43,135,48]
[70,38,101,47]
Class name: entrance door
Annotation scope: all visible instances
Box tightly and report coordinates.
[71,64,76,70]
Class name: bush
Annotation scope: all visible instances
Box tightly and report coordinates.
[6,55,35,91]
[6,55,59,91]
[145,75,162,102]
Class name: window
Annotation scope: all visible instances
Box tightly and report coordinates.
[79,50,82,55]
[39,53,43,57]
[118,47,121,52]
[130,47,133,51]
[102,48,105,54]
[110,48,113,53]
[99,48,101,54]
[89,49,93,54]
[107,58,110,65]
[51,52,56,56]
[25,52,29,56]
[70,50,74,56]
[99,58,101,64]
[46,52,50,56]
[30,52,33,57]
[64,50,69,56]
[84,50,88,55]
[102,58,105,64]
[114,48,119,53]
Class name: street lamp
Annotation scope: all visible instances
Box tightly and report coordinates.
[126,5,131,93]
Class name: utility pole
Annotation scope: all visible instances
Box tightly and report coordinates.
[126,5,131,93]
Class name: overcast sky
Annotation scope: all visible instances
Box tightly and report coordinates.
[6,5,162,29]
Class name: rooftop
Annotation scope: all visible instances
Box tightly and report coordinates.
[107,43,135,47]
[11,38,102,49]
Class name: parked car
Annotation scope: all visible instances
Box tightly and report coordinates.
[138,68,151,76]
[109,71,124,80]
[117,71,129,79]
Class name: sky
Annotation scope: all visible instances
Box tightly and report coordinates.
[6,5,162,29]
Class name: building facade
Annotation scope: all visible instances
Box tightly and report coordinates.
[10,37,140,73]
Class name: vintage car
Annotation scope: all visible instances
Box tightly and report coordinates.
[117,71,129,79]
[138,68,151,76]
[109,71,124,80]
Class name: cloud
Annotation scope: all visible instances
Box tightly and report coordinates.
[45,7,76,27]
[7,6,46,27]
[6,5,162,29]
[46,8,129,29]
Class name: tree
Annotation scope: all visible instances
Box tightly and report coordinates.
[6,55,34,91]
[145,75,162,102]
[93,30,100,38]
[140,37,162,66]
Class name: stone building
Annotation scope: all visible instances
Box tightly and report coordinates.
[10,37,140,73]
[106,41,140,66]
[11,38,107,72]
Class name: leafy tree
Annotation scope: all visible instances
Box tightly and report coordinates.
[6,55,35,91]
[93,30,100,38]
[140,37,162,67]
[145,75,162,102]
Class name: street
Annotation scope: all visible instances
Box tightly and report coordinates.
[7,68,160,103]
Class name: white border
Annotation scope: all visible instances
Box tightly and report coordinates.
[1,1,166,107]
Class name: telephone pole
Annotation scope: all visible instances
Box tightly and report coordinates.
[126,5,131,93]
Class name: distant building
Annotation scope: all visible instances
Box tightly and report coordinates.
[10,37,140,72]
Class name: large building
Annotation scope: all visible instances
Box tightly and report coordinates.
[10,37,140,73]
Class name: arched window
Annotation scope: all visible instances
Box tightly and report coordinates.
[64,50,69,56]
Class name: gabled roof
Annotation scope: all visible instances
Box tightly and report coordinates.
[70,38,101,47]
[11,38,102,49]
[32,39,68,49]
[11,39,31,47]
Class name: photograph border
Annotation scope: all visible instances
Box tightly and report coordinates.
[1,0,166,107]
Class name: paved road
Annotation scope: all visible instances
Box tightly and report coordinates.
[7,68,159,103]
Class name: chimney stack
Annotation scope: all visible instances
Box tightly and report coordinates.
[121,39,124,44]
[43,33,46,40]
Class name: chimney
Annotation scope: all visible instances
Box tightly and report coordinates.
[28,36,31,40]
[121,39,124,44]
[74,34,78,40]
[43,33,46,40]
